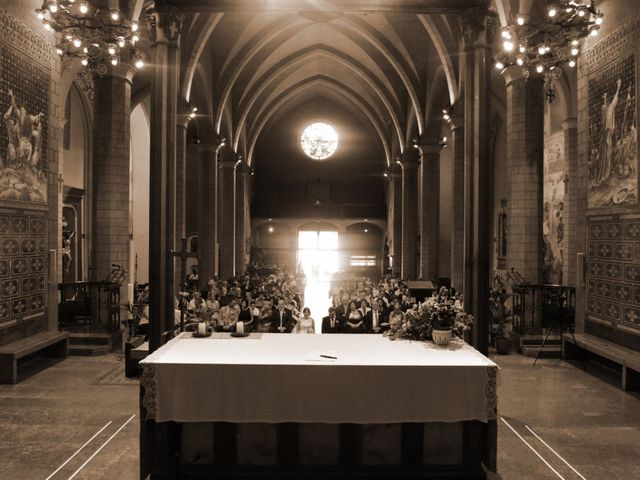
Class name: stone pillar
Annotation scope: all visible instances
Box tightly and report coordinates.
[91,64,135,291]
[418,144,441,282]
[146,4,184,352]
[218,159,236,279]
[391,162,403,277]
[450,118,465,291]
[503,67,545,284]
[198,141,222,290]
[461,8,496,356]
[562,117,577,286]
[400,152,419,280]
[174,108,188,290]
[235,161,249,276]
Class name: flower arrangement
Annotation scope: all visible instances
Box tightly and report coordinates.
[384,287,474,343]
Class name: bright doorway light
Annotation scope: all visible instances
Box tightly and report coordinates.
[298,230,339,332]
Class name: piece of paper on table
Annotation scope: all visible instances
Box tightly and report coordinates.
[305,350,338,362]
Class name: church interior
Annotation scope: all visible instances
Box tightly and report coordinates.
[1,0,640,479]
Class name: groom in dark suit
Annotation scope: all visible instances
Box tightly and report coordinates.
[271,298,294,333]
[322,307,342,333]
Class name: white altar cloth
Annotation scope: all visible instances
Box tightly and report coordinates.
[140,333,497,424]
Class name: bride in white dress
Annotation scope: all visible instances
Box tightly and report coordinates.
[292,307,316,334]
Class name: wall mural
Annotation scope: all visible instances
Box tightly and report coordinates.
[543,131,565,284]
[588,54,637,208]
[0,10,51,331]
[0,12,50,206]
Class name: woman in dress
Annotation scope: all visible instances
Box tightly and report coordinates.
[345,301,366,333]
[292,307,315,334]
[238,299,255,332]
[388,301,405,329]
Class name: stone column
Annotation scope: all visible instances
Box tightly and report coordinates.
[218,159,236,279]
[400,152,419,280]
[503,66,545,284]
[450,118,465,291]
[461,8,496,356]
[91,64,135,291]
[562,117,577,286]
[146,4,183,352]
[235,161,249,276]
[418,144,441,282]
[391,162,403,277]
[174,106,188,290]
[198,141,222,290]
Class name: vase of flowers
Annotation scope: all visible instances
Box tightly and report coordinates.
[384,287,473,345]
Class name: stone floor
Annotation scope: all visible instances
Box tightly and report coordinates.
[0,350,639,479]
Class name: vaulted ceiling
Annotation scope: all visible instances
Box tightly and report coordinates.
[170,2,479,167]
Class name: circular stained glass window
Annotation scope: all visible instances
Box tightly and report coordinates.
[300,122,339,160]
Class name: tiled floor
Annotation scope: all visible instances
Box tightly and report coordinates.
[0,350,639,479]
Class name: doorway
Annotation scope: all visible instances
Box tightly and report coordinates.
[297,230,339,331]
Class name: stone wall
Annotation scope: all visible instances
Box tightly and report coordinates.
[579,15,640,351]
[0,4,60,345]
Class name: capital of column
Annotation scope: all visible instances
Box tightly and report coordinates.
[235,160,250,176]
[219,159,237,170]
[198,139,225,155]
[145,4,185,47]
[449,114,465,131]
[460,7,498,50]
[178,98,191,129]
[501,65,545,89]
[561,117,577,130]
[415,143,443,159]
[103,63,137,84]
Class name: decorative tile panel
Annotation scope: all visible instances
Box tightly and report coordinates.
[587,217,640,332]
[0,212,47,326]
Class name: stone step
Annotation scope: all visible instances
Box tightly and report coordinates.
[69,344,111,356]
[521,344,562,358]
[68,333,112,346]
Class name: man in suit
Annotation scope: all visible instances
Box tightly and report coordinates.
[271,298,294,333]
[322,307,342,333]
[335,294,350,324]
[367,300,389,333]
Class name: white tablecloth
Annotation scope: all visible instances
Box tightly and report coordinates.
[140,333,497,424]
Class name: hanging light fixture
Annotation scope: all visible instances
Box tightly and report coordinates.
[35,1,143,75]
[493,1,603,102]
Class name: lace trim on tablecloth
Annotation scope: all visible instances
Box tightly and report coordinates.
[140,363,157,420]
[485,365,498,420]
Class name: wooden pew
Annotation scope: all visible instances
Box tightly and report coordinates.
[562,333,640,391]
[0,331,69,384]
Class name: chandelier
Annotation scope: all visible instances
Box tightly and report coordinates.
[35,1,144,75]
[494,1,603,101]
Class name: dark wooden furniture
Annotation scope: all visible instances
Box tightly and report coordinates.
[0,331,69,384]
[125,336,148,377]
[563,333,640,391]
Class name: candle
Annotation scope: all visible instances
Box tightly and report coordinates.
[197,322,206,335]
[236,321,244,335]
[127,283,134,304]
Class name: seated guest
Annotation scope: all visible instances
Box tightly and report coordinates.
[322,307,342,333]
[237,299,255,332]
[216,300,240,332]
[344,301,366,333]
[271,298,294,333]
[292,307,315,334]
[255,306,275,333]
[336,294,350,323]
[358,299,371,318]
[388,301,405,328]
[187,290,204,317]
[366,301,388,333]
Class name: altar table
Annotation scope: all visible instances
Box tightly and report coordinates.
[140,333,498,479]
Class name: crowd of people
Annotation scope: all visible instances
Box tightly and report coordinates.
[135,265,429,337]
